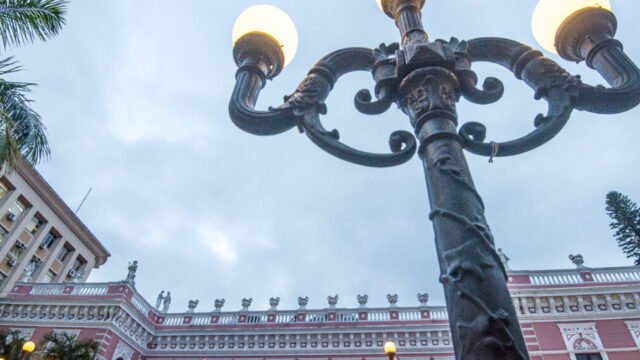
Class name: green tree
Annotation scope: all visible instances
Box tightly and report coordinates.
[605,191,640,265]
[40,332,100,360]
[0,0,68,169]
[0,329,29,360]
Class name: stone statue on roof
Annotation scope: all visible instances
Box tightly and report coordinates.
[569,254,586,269]
[187,299,199,313]
[497,248,511,270]
[155,290,165,309]
[162,291,171,313]
[126,260,138,285]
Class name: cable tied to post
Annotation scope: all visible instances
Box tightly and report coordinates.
[488,141,499,163]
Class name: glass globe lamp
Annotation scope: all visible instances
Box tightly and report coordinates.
[384,341,397,360]
[532,0,612,56]
[22,341,36,353]
[232,5,298,78]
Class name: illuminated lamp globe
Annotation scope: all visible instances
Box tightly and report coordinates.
[22,341,36,353]
[532,0,611,54]
[384,341,397,355]
[232,4,298,74]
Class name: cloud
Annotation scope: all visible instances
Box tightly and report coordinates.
[100,210,250,267]
[197,227,238,265]
[101,8,214,146]
[22,0,640,311]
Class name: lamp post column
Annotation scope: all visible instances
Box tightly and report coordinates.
[384,1,529,357]
[398,66,529,359]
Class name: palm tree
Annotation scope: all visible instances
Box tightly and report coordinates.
[0,329,28,360]
[0,0,67,169]
[0,57,50,169]
[40,332,100,360]
[0,0,67,49]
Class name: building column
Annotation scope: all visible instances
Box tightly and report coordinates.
[0,206,37,261]
[80,257,95,282]
[0,189,21,253]
[0,212,47,295]
[32,233,67,283]
[58,252,78,282]
[549,297,557,313]
[534,297,542,313]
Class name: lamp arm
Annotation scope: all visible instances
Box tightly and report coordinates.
[279,46,416,167]
[575,43,640,114]
[551,8,640,114]
[228,60,298,136]
[459,37,580,157]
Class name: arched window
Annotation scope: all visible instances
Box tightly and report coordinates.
[573,338,598,351]
[575,354,603,360]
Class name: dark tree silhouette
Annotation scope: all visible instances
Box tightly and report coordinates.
[40,332,99,360]
[0,330,25,359]
[606,191,640,265]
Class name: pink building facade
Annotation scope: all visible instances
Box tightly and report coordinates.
[1,264,640,360]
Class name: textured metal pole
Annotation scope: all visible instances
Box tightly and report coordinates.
[398,67,529,359]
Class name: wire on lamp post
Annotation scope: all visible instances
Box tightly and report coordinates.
[228,0,640,358]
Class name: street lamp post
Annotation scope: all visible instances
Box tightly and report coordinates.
[228,0,640,359]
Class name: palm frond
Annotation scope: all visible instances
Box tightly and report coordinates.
[0,56,21,76]
[0,0,67,49]
[0,329,27,359]
[0,56,50,169]
[41,332,99,360]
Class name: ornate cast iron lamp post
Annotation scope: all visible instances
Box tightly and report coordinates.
[228,0,640,358]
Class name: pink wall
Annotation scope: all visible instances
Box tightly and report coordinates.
[533,322,566,351]
[597,319,636,348]
[607,352,640,360]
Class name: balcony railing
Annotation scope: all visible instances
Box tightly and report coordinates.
[158,307,439,327]
[12,282,444,327]
[11,266,640,329]
[515,266,640,286]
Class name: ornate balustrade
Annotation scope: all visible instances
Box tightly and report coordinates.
[2,269,640,356]
[5,266,640,330]
[156,307,435,327]
[6,282,445,328]
[147,329,454,354]
[508,266,640,287]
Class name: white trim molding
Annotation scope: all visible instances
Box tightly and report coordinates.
[625,320,640,348]
[558,322,608,360]
[112,340,134,360]
[9,327,34,340]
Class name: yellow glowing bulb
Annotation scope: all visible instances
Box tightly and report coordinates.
[232,4,298,67]
[384,341,397,354]
[376,0,383,11]
[532,0,612,54]
[22,341,36,353]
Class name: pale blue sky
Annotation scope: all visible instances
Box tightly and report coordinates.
[8,0,640,312]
